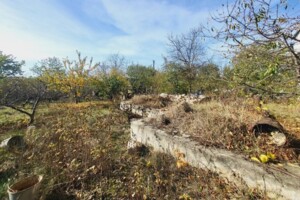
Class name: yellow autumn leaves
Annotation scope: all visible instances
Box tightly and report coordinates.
[146,150,189,169]
[175,150,188,169]
[38,51,99,102]
[251,152,276,163]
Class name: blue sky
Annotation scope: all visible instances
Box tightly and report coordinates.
[0,0,299,76]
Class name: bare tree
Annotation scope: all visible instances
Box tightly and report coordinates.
[107,53,127,72]
[167,28,205,93]
[206,0,300,85]
[0,78,47,124]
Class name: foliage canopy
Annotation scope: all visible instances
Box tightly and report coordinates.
[0,51,23,78]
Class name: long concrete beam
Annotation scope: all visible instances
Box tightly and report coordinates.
[131,119,300,200]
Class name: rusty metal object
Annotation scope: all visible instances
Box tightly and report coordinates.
[250,117,285,136]
[0,135,26,151]
[250,117,287,146]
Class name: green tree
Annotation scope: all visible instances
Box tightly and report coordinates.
[151,71,173,94]
[62,51,99,103]
[208,0,300,86]
[196,63,221,94]
[164,61,189,94]
[31,57,65,76]
[232,44,297,95]
[31,57,66,101]
[97,68,130,100]
[221,66,235,91]
[0,51,23,78]
[126,65,156,94]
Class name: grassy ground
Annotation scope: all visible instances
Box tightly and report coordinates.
[146,97,300,163]
[266,102,300,138]
[0,101,267,199]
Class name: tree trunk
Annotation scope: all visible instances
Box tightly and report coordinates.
[293,55,300,87]
[188,81,192,94]
[297,63,300,87]
[29,114,35,125]
[5,96,40,125]
[74,90,80,104]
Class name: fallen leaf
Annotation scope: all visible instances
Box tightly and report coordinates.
[259,154,269,163]
[251,157,261,163]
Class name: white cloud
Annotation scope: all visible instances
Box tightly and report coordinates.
[98,0,214,66]
[0,1,90,56]
[101,0,210,35]
[0,0,108,74]
[0,0,225,74]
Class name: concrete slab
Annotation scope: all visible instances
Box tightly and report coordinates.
[131,119,300,200]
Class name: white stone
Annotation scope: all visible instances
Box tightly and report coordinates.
[159,93,169,99]
[127,139,138,150]
[270,131,287,146]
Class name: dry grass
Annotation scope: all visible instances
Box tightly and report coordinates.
[178,100,259,144]
[158,99,299,162]
[130,95,168,108]
[0,107,30,134]
[0,101,267,199]
[266,102,300,138]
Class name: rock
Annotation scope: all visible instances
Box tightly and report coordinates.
[120,101,132,112]
[178,101,193,113]
[198,94,206,99]
[159,94,171,107]
[181,134,190,138]
[0,136,26,151]
[127,139,149,156]
[131,105,144,116]
[127,139,139,150]
[161,115,171,125]
[269,131,287,146]
[159,93,169,99]
[147,109,161,119]
[184,95,210,104]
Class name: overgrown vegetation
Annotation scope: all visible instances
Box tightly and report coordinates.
[149,98,300,163]
[130,95,169,109]
[0,102,266,199]
[266,102,300,138]
[1,0,300,198]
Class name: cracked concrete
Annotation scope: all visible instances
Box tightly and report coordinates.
[130,119,300,200]
[121,98,300,200]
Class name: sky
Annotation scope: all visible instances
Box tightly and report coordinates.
[0,0,299,76]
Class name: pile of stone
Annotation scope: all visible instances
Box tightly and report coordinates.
[159,93,208,104]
